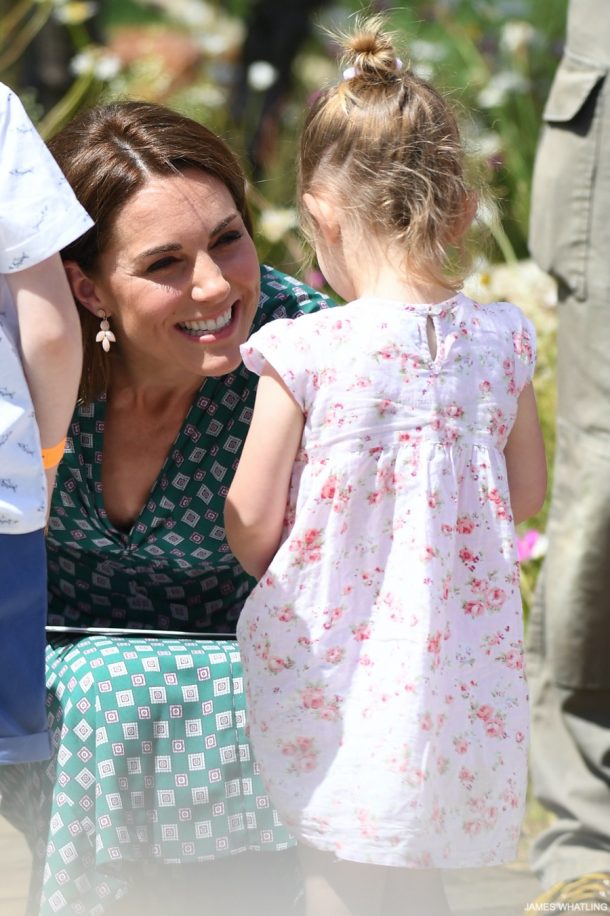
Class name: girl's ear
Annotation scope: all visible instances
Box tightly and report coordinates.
[302,192,341,245]
[448,192,479,243]
[63,261,107,318]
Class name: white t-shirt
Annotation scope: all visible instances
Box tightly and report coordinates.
[0,83,93,534]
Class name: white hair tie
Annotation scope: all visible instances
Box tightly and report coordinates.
[342,58,403,81]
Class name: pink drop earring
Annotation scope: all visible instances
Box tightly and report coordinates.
[96,309,116,352]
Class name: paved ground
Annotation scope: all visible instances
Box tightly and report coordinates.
[0,816,30,916]
[0,814,541,916]
[444,863,539,914]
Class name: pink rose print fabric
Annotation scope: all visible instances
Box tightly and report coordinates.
[237,293,535,868]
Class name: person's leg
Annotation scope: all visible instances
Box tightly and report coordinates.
[298,844,386,916]
[383,866,450,916]
[298,845,451,916]
[106,850,303,916]
[527,285,610,889]
[528,583,610,886]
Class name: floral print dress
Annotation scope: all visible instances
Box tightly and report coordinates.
[237,292,536,868]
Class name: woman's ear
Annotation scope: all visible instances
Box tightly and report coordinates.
[63,261,106,317]
[302,192,341,246]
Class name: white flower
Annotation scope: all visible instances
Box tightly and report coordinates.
[53,1,98,24]
[258,208,297,244]
[465,259,557,312]
[475,130,503,159]
[477,71,530,108]
[500,21,537,55]
[248,61,278,92]
[70,49,121,81]
[410,40,447,63]
[166,0,215,28]
[197,33,234,56]
[94,53,122,81]
[475,198,498,229]
[70,49,94,76]
[412,62,434,82]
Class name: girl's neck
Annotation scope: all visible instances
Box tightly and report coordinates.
[343,229,458,305]
[354,274,457,305]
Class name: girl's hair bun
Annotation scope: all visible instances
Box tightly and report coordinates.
[339,14,404,81]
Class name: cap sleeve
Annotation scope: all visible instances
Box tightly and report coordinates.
[240,317,317,411]
[512,311,537,394]
[0,83,94,273]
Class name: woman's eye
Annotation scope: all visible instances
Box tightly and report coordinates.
[147,256,178,272]
[214,230,242,247]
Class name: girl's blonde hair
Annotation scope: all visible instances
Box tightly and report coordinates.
[298,14,481,284]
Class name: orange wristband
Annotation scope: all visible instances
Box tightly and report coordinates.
[42,438,66,470]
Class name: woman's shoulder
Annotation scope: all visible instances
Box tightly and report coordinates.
[256,266,335,326]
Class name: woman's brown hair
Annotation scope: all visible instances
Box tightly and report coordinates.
[47,100,253,402]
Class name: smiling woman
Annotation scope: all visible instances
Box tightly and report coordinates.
[0,101,333,916]
[67,170,261,385]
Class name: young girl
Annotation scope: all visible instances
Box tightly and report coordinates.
[225,16,547,916]
[0,82,91,764]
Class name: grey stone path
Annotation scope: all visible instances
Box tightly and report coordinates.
[0,816,30,916]
[0,814,540,916]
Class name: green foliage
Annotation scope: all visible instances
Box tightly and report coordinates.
[99,0,166,28]
[387,0,568,260]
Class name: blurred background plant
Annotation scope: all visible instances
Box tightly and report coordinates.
[1,0,565,611]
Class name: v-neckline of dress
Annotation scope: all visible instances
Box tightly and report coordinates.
[91,375,223,547]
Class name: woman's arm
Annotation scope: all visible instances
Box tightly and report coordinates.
[504,382,547,525]
[9,253,82,501]
[225,364,304,580]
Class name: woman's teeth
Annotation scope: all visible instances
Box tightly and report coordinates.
[179,307,232,335]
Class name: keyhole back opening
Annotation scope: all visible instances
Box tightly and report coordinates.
[426,314,438,361]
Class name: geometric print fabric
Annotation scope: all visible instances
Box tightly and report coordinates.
[4,637,291,915]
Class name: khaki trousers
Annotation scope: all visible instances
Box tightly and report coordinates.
[527,15,610,885]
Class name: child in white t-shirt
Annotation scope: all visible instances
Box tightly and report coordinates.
[0,83,93,763]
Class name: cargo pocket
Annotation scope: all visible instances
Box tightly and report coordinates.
[529,56,606,299]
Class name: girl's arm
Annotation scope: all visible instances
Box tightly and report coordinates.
[8,253,83,502]
[504,382,547,525]
[225,364,305,580]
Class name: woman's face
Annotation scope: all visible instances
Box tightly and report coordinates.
[90,168,260,384]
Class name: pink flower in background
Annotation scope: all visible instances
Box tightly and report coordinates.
[517,529,547,563]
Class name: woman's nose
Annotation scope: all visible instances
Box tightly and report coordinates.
[192,255,231,302]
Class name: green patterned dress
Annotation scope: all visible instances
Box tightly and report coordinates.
[0,267,332,915]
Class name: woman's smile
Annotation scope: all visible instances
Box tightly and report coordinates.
[176,303,237,339]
